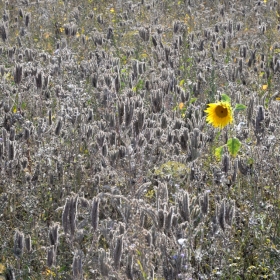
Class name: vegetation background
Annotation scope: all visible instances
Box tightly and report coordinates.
[0,0,280,279]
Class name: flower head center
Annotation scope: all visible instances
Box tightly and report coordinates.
[215,105,228,118]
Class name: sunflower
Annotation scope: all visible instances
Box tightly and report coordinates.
[204,101,233,129]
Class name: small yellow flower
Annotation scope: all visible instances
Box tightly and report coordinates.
[262,84,268,90]
[179,102,184,110]
[204,101,233,129]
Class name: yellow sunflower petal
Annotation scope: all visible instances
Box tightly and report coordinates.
[204,101,233,129]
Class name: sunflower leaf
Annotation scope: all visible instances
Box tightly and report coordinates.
[227,138,241,157]
[221,93,231,103]
[235,104,247,111]
[215,146,224,161]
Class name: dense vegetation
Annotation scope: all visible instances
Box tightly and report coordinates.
[0,0,280,279]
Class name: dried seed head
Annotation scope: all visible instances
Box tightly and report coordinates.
[98,249,109,276]
[14,230,24,258]
[14,63,22,84]
[118,101,125,125]
[225,200,235,226]
[200,191,209,216]
[25,12,31,27]
[232,159,238,182]
[72,253,83,279]
[35,71,43,89]
[102,142,108,157]
[69,195,78,237]
[139,27,150,41]
[8,141,14,160]
[158,209,165,229]
[49,223,59,249]
[114,235,123,269]
[164,207,173,232]
[91,197,100,231]
[47,245,55,267]
[48,110,52,126]
[126,253,134,279]
[180,191,190,222]
[25,234,32,253]
[62,198,70,235]
[0,21,8,42]
[96,131,105,147]
[222,153,231,174]
[125,99,134,127]
[151,89,163,113]
[55,118,62,136]
[218,200,226,231]
[9,127,15,141]
[24,127,30,140]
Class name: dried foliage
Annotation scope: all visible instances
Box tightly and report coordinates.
[0,0,280,279]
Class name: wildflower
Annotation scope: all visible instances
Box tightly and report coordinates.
[179,102,184,110]
[204,101,233,129]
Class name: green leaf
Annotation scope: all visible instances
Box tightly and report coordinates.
[21,102,27,110]
[227,138,241,157]
[215,146,224,161]
[235,104,247,111]
[189,97,197,104]
[221,93,231,103]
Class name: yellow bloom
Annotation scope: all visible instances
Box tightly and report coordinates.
[204,101,233,129]
[179,102,184,110]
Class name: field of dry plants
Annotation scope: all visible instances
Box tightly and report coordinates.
[0,0,280,279]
